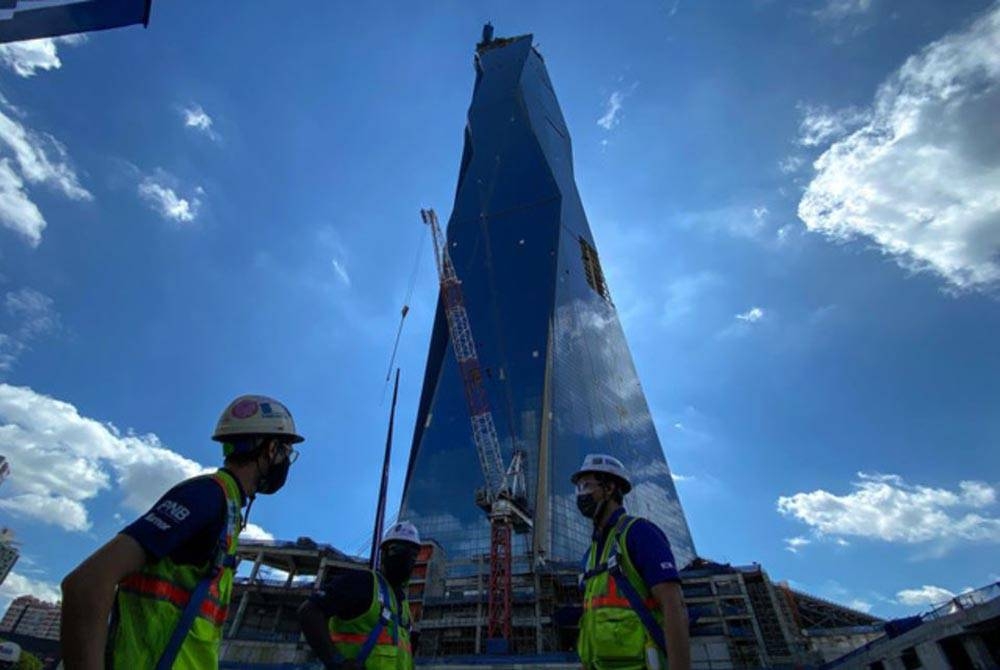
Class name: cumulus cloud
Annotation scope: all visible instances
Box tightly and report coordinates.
[777,473,1000,552]
[0,384,208,531]
[597,82,638,130]
[735,307,764,322]
[180,104,218,140]
[0,571,59,612]
[0,34,85,78]
[785,536,811,553]
[797,5,1000,291]
[896,585,956,606]
[138,176,201,223]
[0,287,59,373]
[242,523,275,542]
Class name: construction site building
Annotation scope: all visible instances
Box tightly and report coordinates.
[221,540,887,669]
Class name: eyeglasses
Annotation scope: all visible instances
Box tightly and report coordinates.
[575,480,600,494]
[277,441,299,465]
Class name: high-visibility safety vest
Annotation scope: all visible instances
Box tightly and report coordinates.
[578,514,667,670]
[110,470,242,670]
[327,570,414,670]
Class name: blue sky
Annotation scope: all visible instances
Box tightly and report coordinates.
[0,0,998,620]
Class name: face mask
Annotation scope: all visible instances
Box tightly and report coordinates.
[381,548,417,585]
[257,452,291,495]
[576,492,601,519]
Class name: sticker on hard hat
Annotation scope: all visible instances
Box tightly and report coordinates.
[232,399,259,419]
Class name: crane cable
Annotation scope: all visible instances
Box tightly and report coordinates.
[381,224,428,405]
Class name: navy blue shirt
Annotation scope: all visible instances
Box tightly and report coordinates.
[310,571,406,622]
[120,469,246,566]
[582,507,680,588]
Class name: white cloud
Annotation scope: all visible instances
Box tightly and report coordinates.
[0,92,90,246]
[847,598,873,613]
[0,102,92,201]
[813,0,873,22]
[797,5,1000,291]
[180,104,218,140]
[779,155,805,174]
[735,307,764,322]
[671,473,692,483]
[778,473,1000,551]
[785,536,811,553]
[0,571,59,613]
[0,158,44,246]
[796,104,869,147]
[0,34,85,78]
[0,384,208,532]
[138,177,200,223]
[242,523,275,542]
[896,585,956,607]
[0,287,59,373]
[597,82,638,130]
[331,259,351,286]
[682,205,770,240]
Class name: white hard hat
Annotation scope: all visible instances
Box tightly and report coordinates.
[381,521,421,548]
[212,395,304,444]
[570,453,633,494]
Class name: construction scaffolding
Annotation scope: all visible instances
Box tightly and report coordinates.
[220,539,890,669]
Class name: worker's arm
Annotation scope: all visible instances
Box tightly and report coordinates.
[60,534,147,670]
[297,601,362,670]
[651,581,691,670]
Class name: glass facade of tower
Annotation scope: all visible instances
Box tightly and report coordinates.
[399,31,696,574]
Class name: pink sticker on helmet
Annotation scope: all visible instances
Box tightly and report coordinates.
[232,399,259,419]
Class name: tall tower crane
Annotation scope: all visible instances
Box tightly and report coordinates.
[420,208,532,651]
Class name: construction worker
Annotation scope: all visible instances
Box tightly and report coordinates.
[60,395,305,670]
[573,454,691,670]
[298,521,420,670]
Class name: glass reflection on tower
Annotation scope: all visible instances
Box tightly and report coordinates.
[399,27,696,576]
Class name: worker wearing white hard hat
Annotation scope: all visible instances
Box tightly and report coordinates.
[573,454,691,670]
[61,395,305,670]
[299,521,422,669]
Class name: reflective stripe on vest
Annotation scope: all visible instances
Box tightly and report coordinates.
[330,630,413,654]
[326,570,414,669]
[119,573,229,626]
[584,573,657,611]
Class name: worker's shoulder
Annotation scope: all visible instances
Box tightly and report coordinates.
[158,472,228,511]
[620,515,670,545]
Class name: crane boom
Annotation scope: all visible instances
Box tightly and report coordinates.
[420,208,531,650]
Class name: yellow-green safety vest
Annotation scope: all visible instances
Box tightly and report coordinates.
[326,570,414,670]
[578,515,667,670]
[110,470,242,670]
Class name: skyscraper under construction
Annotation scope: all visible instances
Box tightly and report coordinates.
[399,25,696,586]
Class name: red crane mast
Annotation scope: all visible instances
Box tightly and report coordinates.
[420,208,531,651]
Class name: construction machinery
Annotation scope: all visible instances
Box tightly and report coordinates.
[420,208,532,652]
